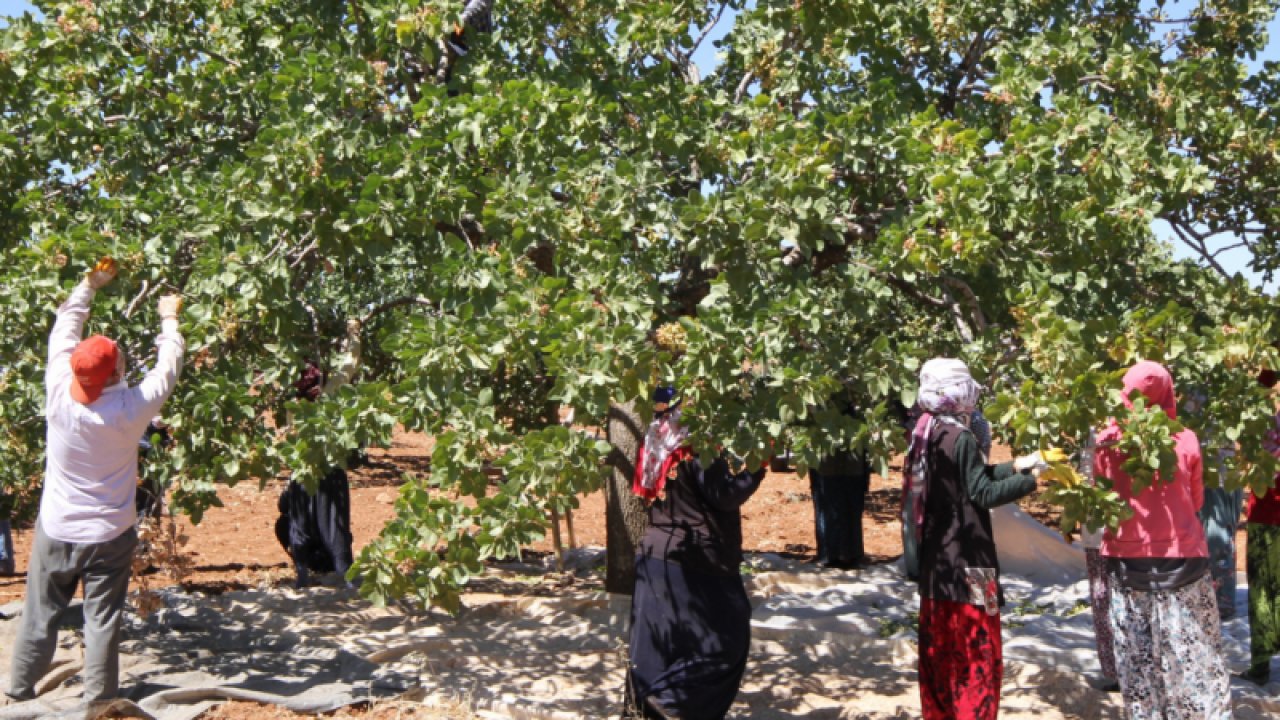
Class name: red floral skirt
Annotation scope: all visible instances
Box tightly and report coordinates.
[918,597,1002,720]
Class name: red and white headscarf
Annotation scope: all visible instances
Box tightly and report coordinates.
[633,408,691,501]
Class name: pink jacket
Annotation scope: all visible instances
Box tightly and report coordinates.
[1094,361,1207,559]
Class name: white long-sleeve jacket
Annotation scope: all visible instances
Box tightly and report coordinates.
[40,281,185,544]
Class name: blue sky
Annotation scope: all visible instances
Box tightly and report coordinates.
[0,0,29,21]
[2,0,1275,287]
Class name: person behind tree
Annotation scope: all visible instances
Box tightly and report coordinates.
[1077,429,1120,692]
[809,395,870,569]
[274,320,363,589]
[1093,360,1230,718]
[135,417,172,525]
[625,386,767,719]
[905,358,1041,720]
[1200,456,1245,620]
[438,0,495,87]
[1242,366,1280,685]
[445,0,495,56]
[1182,387,1246,620]
[6,258,184,706]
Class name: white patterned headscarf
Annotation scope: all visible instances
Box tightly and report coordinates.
[917,358,982,418]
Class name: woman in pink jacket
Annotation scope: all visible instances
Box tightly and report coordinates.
[1094,361,1230,719]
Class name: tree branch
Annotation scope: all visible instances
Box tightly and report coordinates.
[854,263,948,307]
[249,236,291,267]
[942,30,990,116]
[1093,13,1219,25]
[1077,75,1116,93]
[687,1,729,62]
[940,285,975,342]
[435,220,480,251]
[1165,218,1231,278]
[733,70,756,104]
[941,276,988,334]
[124,280,150,319]
[360,296,438,325]
[289,236,319,269]
[43,175,91,201]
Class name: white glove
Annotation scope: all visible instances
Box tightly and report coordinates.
[157,294,183,321]
[1013,451,1047,474]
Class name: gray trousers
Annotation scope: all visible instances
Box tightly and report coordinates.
[8,522,136,702]
[1200,486,1244,618]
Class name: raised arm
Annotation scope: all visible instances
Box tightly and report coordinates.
[322,318,364,396]
[695,456,767,512]
[131,295,185,418]
[47,258,117,386]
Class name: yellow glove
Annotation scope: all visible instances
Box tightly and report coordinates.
[1041,464,1084,488]
[1042,447,1069,464]
[85,256,118,289]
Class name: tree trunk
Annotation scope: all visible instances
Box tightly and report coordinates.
[605,400,649,595]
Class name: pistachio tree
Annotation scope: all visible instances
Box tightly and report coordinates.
[1,0,1277,608]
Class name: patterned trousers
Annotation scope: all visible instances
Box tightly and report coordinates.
[918,597,1002,720]
[1108,573,1231,720]
[1085,549,1117,680]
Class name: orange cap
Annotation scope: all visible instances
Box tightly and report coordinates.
[69,335,119,404]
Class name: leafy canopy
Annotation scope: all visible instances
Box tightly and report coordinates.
[1,0,1278,608]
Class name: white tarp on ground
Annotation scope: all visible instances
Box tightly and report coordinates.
[1,550,1276,720]
[991,504,1087,585]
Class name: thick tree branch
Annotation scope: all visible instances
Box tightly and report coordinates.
[941,276,988,337]
[434,218,485,251]
[942,29,991,116]
[124,280,151,319]
[360,296,437,326]
[884,274,948,308]
[940,286,975,342]
[733,70,756,104]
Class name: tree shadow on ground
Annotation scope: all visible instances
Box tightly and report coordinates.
[864,488,902,526]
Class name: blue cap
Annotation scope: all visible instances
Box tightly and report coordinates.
[653,386,678,404]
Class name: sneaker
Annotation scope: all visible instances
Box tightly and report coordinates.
[1238,665,1271,686]
[2,690,34,706]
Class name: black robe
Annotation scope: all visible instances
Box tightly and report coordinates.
[274,468,354,577]
[809,452,871,568]
[627,457,766,719]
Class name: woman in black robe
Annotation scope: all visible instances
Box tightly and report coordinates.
[274,360,356,588]
[626,387,767,719]
[809,448,870,569]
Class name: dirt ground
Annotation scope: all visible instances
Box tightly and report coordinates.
[0,432,1252,719]
[196,699,475,720]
